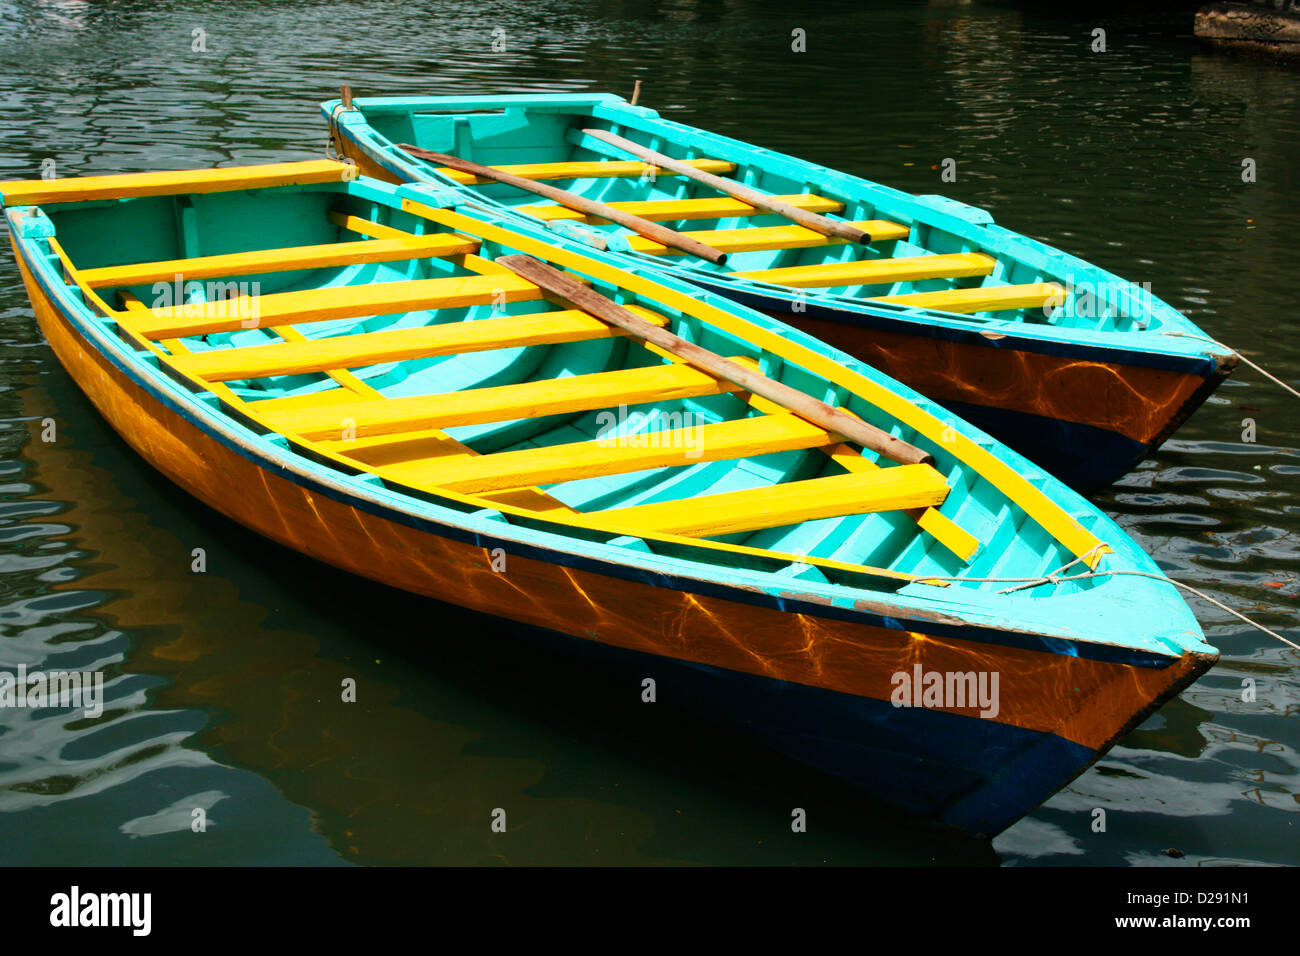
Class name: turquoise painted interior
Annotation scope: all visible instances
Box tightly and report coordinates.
[338,95,1193,338]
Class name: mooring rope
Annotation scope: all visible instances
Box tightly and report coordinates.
[1166,331,1300,401]
[914,544,1106,589]
[914,545,1297,651]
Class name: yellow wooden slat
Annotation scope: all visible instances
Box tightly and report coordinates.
[437,157,736,186]
[913,508,980,561]
[245,387,362,415]
[260,359,751,442]
[328,210,419,240]
[826,443,979,562]
[172,306,670,382]
[273,325,380,396]
[127,274,545,340]
[0,160,351,206]
[78,234,480,289]
[599,465,951,538]
[872,282,1066,314]
[394,412,835,494]
[117,292,246,409]
[729,252,997,289]
[518,193,846,224]
[624,220,909,258]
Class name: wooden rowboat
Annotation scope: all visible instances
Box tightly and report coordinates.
[1,161,1217,836]
[325,92,1238,493]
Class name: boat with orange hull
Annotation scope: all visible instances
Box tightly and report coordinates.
[1,161,1217,836]
[324,92,1237,493]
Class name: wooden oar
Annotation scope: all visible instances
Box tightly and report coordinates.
[580,127,871,245]
[496,254,934,467]
[394,143,728,266]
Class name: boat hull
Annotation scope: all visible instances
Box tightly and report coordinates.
[11,234,1215,837]
[746,294,1237,495]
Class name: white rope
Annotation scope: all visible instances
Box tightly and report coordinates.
[1166,331,1300,401]
[1047,569,1300,652]
[913,544,1106,588]
[915,548,1297,651]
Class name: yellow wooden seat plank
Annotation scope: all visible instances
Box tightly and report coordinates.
[259,359,750,442]
[390,412,835,494]
[729,252,997,289]
[174,306,670,382]
[79,234,481,289]
[245,387,361,415]
[624,220,910,258]
[0,160,350,206]
[436,157,736,186]
[871,282,1066,314]
[128,274,544,340]
[599,465,951,538]
[518,193,846,224]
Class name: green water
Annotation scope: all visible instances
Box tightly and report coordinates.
[0,0,1296,865]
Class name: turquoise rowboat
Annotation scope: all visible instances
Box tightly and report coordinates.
[1,161,1216,836]
[324,92,1237,494]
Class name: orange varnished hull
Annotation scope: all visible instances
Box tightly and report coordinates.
[785,313,1221,450]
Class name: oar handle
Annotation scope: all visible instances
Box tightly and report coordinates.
[497,254,934,468]
[396,143,729,266]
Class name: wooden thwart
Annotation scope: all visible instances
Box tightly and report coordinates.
[624,221,909,258]
[78,233,479,289]
[578,127,871,244]
[730,252,997,289]
[126,273,545,339]
[872,282,1066,314]
[259,359,750,441]
[398,412,836,494]
[519,193,849,225]
[395,143,729,265]
[600,466,951,537]
[495,254,934,467]
[174,307,670,382]
[0,160,351,206]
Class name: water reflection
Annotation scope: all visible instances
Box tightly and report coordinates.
[0,0,1295,865]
